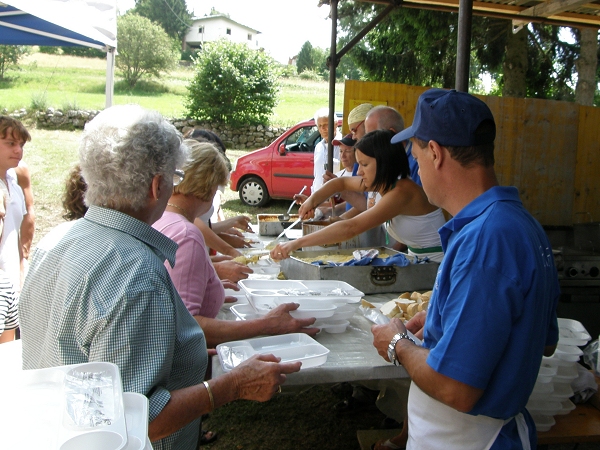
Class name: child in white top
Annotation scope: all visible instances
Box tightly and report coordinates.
[0,116,30,291]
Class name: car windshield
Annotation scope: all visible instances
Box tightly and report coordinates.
[284,126,321,152]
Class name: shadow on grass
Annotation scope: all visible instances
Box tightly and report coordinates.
[222,198,294,221]
[202,384,386,450]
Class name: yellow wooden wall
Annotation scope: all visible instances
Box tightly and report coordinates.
[344,80,600,226]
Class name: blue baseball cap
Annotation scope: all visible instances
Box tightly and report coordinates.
[391,89,496,147]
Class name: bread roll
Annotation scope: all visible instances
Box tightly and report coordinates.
[395,298,415,312]
[381,299,400,318]
[361,299,376,309]
[407,302,420,318]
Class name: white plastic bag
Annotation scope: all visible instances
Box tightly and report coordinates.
[583,339,600,375]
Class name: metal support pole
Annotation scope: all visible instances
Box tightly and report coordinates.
[105,46,115,108]
[327,0,338,173]
[455,0,473,92]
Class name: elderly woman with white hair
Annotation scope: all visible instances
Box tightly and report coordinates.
[19,105,301,450]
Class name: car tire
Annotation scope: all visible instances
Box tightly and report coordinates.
[239,177,270,207]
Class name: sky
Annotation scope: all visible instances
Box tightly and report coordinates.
[116,0,335,63]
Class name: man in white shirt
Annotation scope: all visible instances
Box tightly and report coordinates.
[311,107,340,194]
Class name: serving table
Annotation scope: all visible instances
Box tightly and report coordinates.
[212,292,409,386]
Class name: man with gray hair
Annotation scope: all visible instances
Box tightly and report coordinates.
[365,105,421,186]
[19,105,300,450]
[312,107,340,194]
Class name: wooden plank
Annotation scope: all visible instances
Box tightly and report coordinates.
[519,98,577,225]
[344,80,600,226]
[537,402,600,444]
[573,106,600,223]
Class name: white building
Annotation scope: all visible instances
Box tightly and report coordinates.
[184,15,260,51]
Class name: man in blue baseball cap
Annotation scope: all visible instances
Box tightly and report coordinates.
[372,89,559,449]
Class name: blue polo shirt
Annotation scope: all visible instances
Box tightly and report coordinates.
[423,186,559,422]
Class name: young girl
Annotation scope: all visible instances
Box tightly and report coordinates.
[0,116,30,291]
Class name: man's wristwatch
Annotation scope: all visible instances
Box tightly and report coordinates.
[387,332,415,366]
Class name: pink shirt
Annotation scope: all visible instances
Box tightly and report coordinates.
[153,212,224,319]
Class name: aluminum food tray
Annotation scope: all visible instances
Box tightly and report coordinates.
[257,214,301,236]
[216,333,330,372]
[280,247,439,294]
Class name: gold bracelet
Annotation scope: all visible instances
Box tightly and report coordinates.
[203,381,215,412]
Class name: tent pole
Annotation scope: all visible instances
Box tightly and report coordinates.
[327,0,338,174]
[105,46,115,108]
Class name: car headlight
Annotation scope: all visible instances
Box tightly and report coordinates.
[231,158,237,172]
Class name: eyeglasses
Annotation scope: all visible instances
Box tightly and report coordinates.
[350,120,365,135]
[173,169,185,186]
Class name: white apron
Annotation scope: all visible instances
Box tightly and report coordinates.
[407,382,531,450]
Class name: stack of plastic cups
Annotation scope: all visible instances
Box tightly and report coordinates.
[527,318,591,431]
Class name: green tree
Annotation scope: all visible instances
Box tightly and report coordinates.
[575,28,599,105]
[338,2,459,87]
[185,39,279,126]
[134,0,192,42]
[116,13,179,88]
[296,41,314,73]
[0,45,28,79]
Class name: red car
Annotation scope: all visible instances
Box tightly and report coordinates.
[229,114,342,207]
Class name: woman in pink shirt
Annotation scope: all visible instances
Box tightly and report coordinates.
[153,140,318,349]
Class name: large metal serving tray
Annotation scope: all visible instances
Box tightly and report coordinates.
[280,247,439,295]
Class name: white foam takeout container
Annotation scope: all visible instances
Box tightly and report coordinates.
[216,333,330,372]
[230,303,262,320]
[238,279,363,308]
[229,298,336,320]
[526,398,564,416]
[330,304,357,321]
[530,414,555,432]
[550,382,574,400]
[557,318,591,347]
[272,297,337,319]
[3,361,149,450]
[312,319,350,334]
[553,344,583,362]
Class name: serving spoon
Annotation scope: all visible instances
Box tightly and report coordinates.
[278,185,307,221]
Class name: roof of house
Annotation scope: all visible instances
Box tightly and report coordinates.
[191,14,261,34]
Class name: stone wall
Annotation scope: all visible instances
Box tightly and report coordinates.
[5,107,288,150]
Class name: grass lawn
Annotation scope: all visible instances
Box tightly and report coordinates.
[26,131,295,249]
[5,51,343,245]
[1,51,344,125]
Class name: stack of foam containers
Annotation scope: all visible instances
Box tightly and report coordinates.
[527,318,591,431]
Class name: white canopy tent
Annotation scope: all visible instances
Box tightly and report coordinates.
[0,0,118,107]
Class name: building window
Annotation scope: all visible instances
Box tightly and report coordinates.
[198,26,204,33]
[226,28,231,35]
[248,33,252,40]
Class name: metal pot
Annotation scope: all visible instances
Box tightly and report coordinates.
[301,220,387,251]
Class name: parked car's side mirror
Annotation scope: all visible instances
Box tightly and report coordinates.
[279,143,287,155]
